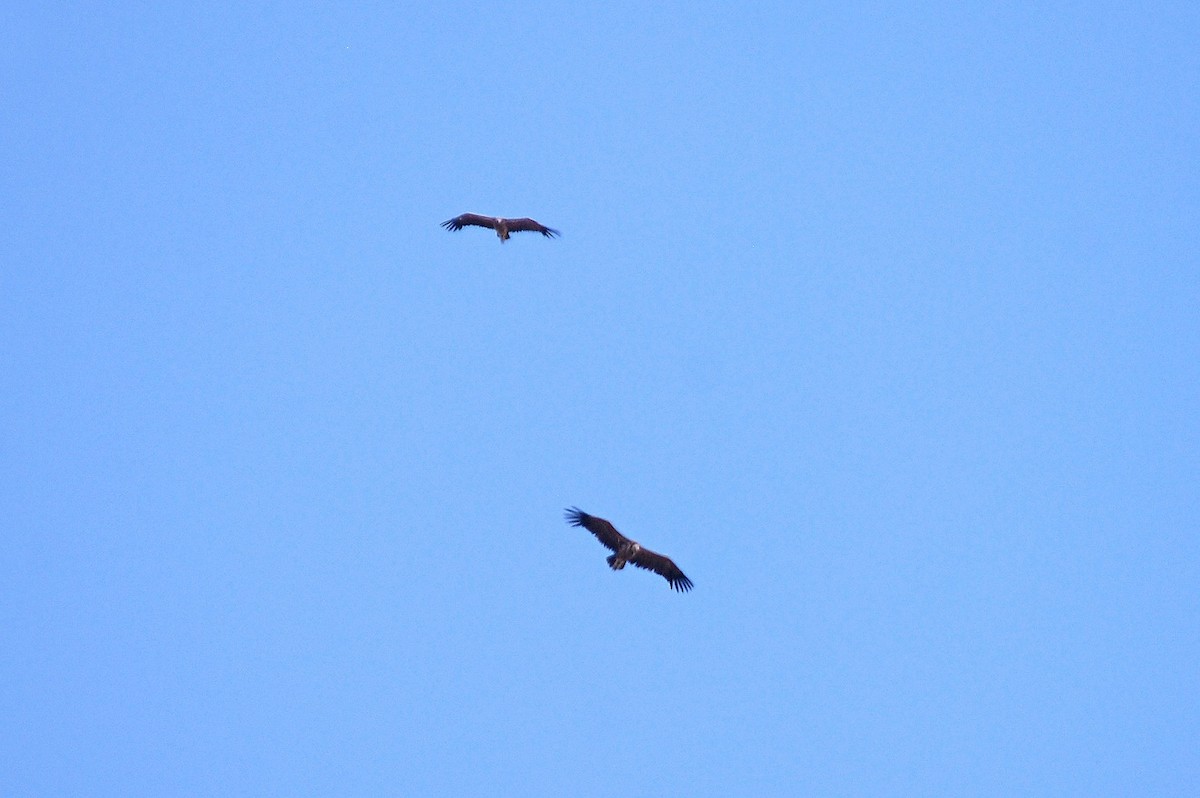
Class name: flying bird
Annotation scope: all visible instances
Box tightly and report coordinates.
[441,213,560,242]
[564,507,693,592]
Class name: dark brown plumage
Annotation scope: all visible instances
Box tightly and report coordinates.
[441,213,560,242]
[564,507,693,592]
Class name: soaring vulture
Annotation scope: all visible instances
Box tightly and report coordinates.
[441,213,560,242]
[564,507,693,592]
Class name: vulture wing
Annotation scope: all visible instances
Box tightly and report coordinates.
[629,547,694,592]
[441,213,497,232]
[504,217,560,238]
[564,507,628,553]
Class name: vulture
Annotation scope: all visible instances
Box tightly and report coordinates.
[564,507,693,592]
[441,213,560,242]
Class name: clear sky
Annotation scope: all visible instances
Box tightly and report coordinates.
[3,3,1197,795]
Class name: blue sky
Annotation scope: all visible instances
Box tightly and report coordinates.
[3,2,1197,795]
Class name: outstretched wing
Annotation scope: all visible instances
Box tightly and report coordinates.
[629,547,694,592]
[564,507,628,553]
[441,213,497,232]
[503,217,560,238]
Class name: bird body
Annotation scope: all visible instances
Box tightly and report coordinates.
[441,213,560,242]
[564,507,693,592]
